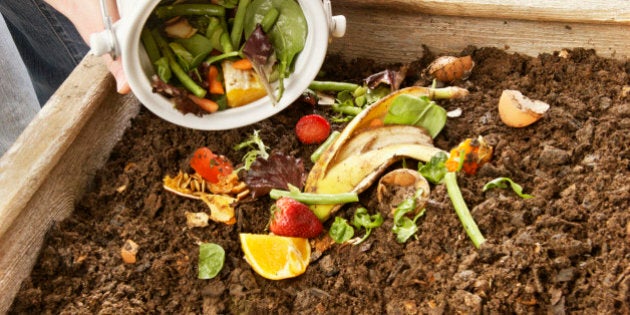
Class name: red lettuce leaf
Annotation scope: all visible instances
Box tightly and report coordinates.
[242,152,306,198]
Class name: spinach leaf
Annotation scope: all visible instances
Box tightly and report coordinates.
[176,34,214,69]
[169,42,194,71]
[244,0,307,97]
[383,94,447,138]
[483,177,534,199]
[198,243,225,280]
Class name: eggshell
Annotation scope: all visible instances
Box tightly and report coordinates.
[498,90,550,128]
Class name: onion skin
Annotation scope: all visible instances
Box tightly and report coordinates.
[427,55,475,83]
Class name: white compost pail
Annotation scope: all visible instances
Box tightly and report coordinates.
[90,0,345,130]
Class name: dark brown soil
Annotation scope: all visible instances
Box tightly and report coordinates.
[9,47,630,314]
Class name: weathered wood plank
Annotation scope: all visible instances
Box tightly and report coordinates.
[0,55,140,314]
[329,3,629,63]
[347,0,630,25]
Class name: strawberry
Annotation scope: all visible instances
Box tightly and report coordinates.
[269,197,323,238]
[190,147,234,183]
[295,114,331,144]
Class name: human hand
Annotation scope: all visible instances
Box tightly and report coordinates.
[44,0,130,94]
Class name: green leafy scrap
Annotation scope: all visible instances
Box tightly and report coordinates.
[418,151,448,184]
[383,94,447,138]
[198,243,225,280]
[483,177,534,199]
[329,217,354,244]
[392,189,426,243]
[234,130,269,172]
[351,208,384,245]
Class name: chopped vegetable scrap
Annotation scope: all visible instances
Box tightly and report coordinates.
[223,59,268,107]
[185,211,210,228]
[329,217,355,244]
[201,194,237,225]
[269,197,323,238]
[349,207,384,245]
[444,136,493,175]
[295,114,331,144]
[383,94,447,138]
[163,171,247,200]
[163,147,248,225]
[190,147,234,183]
[121,239,140,264]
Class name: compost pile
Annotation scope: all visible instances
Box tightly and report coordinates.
[10,47,630,314]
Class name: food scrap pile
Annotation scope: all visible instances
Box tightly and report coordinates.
[9,47,630,314]
[145,0,307,115]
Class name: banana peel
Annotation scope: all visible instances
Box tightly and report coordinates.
[306,86,439,190]
[304,86,467,221]
[333,124,433,164]
[309,143,444,220]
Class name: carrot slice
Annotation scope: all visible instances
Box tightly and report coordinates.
[188,94,219,113]
[208,65,225,95]
[231,58,253,70]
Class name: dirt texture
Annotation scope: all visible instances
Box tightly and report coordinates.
[9,47,630,314]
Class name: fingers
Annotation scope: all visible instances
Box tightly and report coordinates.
[104,55,131,94]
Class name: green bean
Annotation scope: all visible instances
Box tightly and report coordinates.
[206,16,233,53]
[154,4,225,19]
[207,17,223,51]
[332,104,363,116]
[141,27,161,64]
[230,0,251,48]
[311,131,341,163]
[206,17,221,38]
[260,8,280,33]
[220,32,234,53]
[269,189,359,205]
[168,58,207,98]
[152,29,174,59]
[309,81,361,92]
[205,51,241,65]
[153,30,207,98]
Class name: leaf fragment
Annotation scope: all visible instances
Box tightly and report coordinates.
[198,243,225,279]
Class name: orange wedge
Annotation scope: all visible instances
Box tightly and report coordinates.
[239,233,310,280]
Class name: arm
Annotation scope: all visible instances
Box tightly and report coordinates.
[44,0,130,94]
